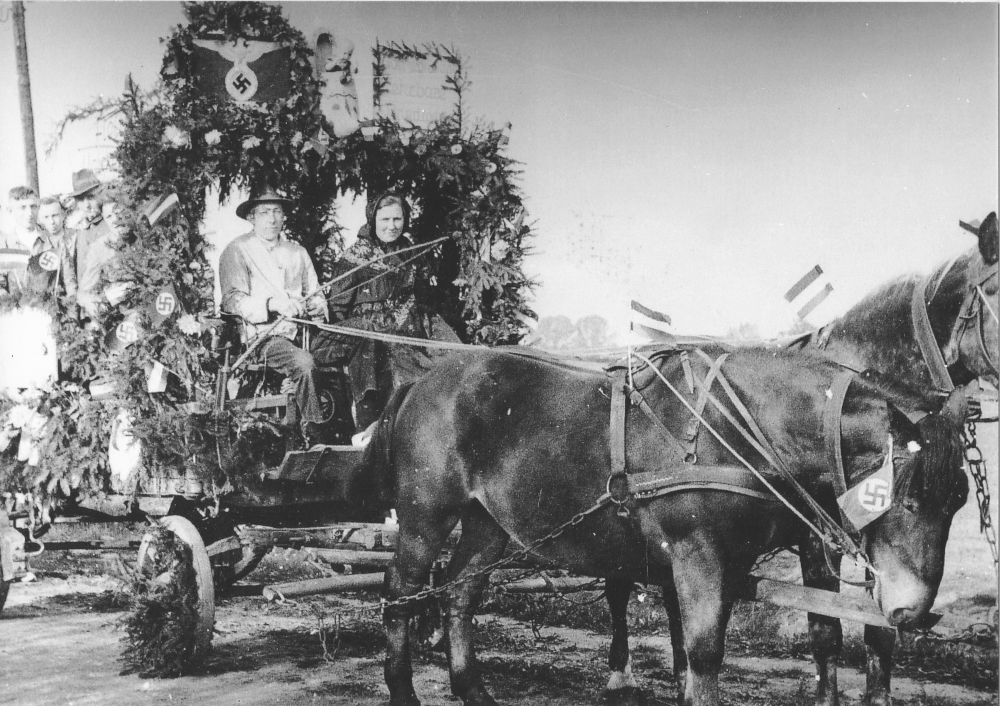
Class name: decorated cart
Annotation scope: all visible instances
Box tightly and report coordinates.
[1,7,996,701]
[0,2,533,625]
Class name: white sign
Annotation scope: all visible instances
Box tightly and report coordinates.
[377,57,459,128]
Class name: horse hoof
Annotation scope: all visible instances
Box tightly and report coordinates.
[462,683,500,706]
[387,694,421,706]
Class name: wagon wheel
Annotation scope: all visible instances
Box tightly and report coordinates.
[210,539,268,593]
[136,515,215,656]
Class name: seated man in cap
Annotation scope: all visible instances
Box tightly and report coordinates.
[219,185,343,444]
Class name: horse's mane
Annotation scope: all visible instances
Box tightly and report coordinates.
[893,414,966,513]
[824,247,981,387]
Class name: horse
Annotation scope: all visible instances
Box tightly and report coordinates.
[602,211,998,706]
[785,211,998,706]
[363,345,968,706]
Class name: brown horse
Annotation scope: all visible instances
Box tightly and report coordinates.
[367,346,967,706]
[602,212,998,706]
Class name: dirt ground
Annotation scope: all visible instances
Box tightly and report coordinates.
[2,424,997,706]
[1,567,996,706]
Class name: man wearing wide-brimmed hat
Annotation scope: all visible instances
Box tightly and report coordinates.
[220,184,339,441]
[72,170,123,318]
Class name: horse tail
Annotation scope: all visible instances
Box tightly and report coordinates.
[354,383,415,507]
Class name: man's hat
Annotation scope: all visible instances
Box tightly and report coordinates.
[236,184,293,220]
[71,169,101,198]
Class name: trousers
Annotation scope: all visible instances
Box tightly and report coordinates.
[259,331,348,424]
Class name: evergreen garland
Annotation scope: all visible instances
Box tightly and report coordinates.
[0,1,535,503]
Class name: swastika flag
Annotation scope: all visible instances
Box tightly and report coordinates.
[192,38,291,103]
[145,283,182,328]
[837,439,894,531]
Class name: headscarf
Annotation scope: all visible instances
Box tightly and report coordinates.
[359,192,411,249]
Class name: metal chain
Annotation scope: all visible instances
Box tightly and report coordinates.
[381,498,610,613]
[963,417,998,568]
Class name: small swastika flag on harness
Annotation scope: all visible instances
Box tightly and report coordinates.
[192,38,291,103]
[837,439,894,531]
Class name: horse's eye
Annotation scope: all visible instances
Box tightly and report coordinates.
[902,498,919,514]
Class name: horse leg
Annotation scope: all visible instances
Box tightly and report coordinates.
[800,535,843,706]
[604,577,639,694]
[863,625,895,706]
[671,548,731,706]
[660,570,688,701]
[444,502,509,706]
[385,514,460,706]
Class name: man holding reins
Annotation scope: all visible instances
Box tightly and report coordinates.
[219,185,342,445]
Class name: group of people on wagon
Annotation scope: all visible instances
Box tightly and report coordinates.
[1,170,123,320]
[2,171,455,449]
[219,184,458,447]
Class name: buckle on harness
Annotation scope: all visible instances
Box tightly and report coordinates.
[607,472,631,518]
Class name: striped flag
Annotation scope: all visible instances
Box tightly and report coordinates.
[838,439,894,531]
[141,192,180,227]
[0,248,30,274]
[784,265,834,322]
[147,360,168,394]
[631,300,673,341]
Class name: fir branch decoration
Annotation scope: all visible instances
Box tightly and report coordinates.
[1,1,536,503]
[119,527,205,678]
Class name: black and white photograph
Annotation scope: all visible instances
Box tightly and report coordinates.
[0,3,997,705]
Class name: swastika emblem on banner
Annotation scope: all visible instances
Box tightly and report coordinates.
[116,321,139,345]
[226,64,258,101]
[38,252,60,271]
[155,292,176,316]
[858,477,891,512]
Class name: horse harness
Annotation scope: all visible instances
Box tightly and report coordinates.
[601,348,877,571]
[912,257,998,397]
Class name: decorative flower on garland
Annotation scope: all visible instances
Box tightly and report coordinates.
[204,129,222,146]
[162,125,191,148]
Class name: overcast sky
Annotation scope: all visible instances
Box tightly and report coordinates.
[1,2,996,338]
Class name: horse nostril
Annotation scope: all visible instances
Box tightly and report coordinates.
[889,607,917,627]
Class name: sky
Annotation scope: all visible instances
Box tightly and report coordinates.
[0,2,997,339]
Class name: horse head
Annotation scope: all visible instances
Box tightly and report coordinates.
[866,411,968,628]
[943,212,998,388]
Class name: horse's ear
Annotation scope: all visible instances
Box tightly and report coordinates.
[978,212,998,265]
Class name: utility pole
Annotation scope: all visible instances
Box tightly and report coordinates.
[12,1,39,193]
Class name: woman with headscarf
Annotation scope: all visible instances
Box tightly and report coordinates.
[327,193,458,430]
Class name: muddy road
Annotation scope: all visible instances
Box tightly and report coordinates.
[1,571,995,706]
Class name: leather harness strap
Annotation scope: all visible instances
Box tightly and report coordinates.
[912,273,956,393]
[824,371,855,525]
[629,389,689,463]
[684,352,729,461]
[627,464,776,503]
[610,369,629,475]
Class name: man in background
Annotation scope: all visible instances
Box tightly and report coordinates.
[0,186,41,300]
[75,177,121,319]
[36,196,78,301]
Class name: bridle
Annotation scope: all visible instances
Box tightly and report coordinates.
[912,255,998,396]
